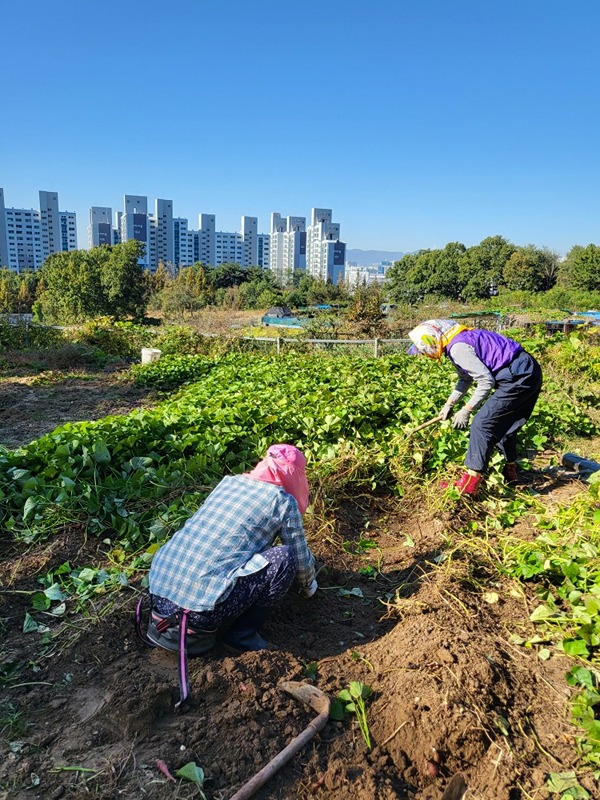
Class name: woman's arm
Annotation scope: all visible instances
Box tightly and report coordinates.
[278,502,316,588]
[449,342,495,410]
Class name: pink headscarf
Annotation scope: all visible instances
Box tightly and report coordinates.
[246,444,310,514]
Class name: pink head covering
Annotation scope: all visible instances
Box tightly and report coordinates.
[246,444,310,514]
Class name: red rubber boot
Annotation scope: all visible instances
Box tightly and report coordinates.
[454,471,483,496]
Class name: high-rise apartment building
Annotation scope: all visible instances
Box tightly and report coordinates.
[120,195,149,269]
[0,188,77,271]
[306,208,346,284]
[149,199,174,272]
[107,198,263,272]
[257,233,270,270]
[88,207,114,248]
[198,214,216,267]
[269,213,306,287]
[85,196,345,282]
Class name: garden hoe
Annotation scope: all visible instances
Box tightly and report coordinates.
[405,415,442,438]
[394,414,442,457]
[229,681,330,800]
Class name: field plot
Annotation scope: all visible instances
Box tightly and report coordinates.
[1,345,599,800]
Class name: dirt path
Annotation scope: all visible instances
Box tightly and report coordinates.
[0,473,593,800]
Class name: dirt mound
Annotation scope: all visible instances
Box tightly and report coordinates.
[0,484,586,799]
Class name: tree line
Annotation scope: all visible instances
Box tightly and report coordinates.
[1,236,600,324]
[385,236,600,303]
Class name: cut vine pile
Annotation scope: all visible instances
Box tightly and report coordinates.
[1,338,599,800]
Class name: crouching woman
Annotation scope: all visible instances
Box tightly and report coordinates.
[147,444,318,654]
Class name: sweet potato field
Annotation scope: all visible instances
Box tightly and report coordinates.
[1,331,599,800]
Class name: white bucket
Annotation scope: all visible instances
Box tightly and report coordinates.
[141,347,162,365]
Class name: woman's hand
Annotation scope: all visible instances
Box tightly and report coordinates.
[452,407,472,429]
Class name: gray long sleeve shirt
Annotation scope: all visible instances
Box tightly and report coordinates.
[446,342,496,411]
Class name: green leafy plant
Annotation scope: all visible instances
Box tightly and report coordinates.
[333,681,373,750]
[175,762,206,798]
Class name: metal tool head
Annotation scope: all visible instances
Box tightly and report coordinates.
[442,773,467,800]
[279,680,330,716]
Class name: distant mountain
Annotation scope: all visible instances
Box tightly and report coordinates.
[346,248,405,266]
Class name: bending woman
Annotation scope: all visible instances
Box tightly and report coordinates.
[408,319,543,495]
[147,444,317,653]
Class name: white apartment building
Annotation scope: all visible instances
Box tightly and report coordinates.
[257,233,270,269]
[345,261,392,287]
[196,214,216,267]
[306,208,346,284]
[0,188,77,272]
[148,198,174,273]
[120,195,149,270]
[100,198,265,272]
[84,196,345,282]
[269,212,307,287]
[88,207,114,248]
[174,218,193,272]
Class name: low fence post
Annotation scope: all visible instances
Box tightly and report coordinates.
[373,338,379,358]
[277,336,281,355]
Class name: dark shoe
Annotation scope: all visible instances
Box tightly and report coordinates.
[503,462,519,485]
[221,605,278,653]
[147,612,216,655]
[454,471,483,496]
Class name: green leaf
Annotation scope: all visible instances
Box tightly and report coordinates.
[349,681,364,699]
[338,689,352,702]
[31,592,51,611]
[77,568,96,583]
[329,697,345,720]
[175,761,205,790]
[23,496,38,521]
[92,441,111,464]
[129,456,153,470]
[566,666,595,690]
[338,587,364,598]
[44,583,67,601]
[562,639,590,657]
[546,771,583,794]
[530,604,556,622]
[23,612,40,633]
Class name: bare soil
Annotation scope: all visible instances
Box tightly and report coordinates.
[0,373,157,449]
[0,463,595,800]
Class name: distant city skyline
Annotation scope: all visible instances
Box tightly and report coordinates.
[0,187,347,285]
[3,2,600,259]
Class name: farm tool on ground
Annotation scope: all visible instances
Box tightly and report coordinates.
[229,681,330,800]
[405,415,443,438]
[393,414,442,458]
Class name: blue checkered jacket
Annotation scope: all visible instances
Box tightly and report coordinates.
[149,475,315,611]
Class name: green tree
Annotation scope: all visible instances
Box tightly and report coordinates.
[154,263,213,317]
[238,268,282,309]
[210,263,247,289]
[459,236,516,300]
[0,272,11,313]
[502,245,559,292]
[37,241,149,323]
[346,281,385,323]
[560,244,600,291]
[100,239,149,319]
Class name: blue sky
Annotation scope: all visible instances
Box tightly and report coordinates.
[2,0,599,256]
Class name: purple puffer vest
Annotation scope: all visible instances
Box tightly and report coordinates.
[446,329,522,374]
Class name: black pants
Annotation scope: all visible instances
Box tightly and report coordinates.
[465,351,543,473]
